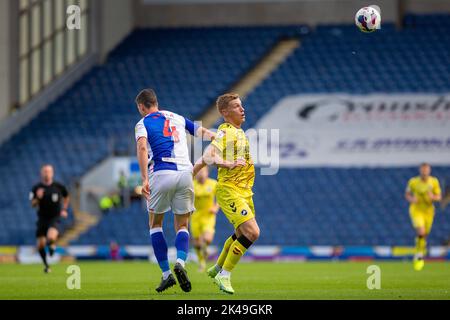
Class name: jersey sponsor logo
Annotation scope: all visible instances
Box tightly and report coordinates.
[241,209,248,216]
[52,193,59,202]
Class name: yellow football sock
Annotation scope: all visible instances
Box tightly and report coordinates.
[222,236,253,272]
[195,246,205,265]
[216,234,236,267]
[201,244,208,261]
[415,236,427,256]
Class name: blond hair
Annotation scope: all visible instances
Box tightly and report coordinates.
[216,93,240,114]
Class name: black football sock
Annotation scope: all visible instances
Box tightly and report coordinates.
[38,248,48,267]
[47,240,56,256]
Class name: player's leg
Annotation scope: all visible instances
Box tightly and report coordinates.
[208,233,237,278]
[147,173,177,292]
[36,220,51,273]
[208,187,237,278]
[46,225,59,257]
[197,220,214,272]
[171,171,195,292]
[215,196,258,294]
[202,230,215,263]
[194,236,206,272]
[200,217,216,267]
[410,209,426,270]
[36,236,50,272]
[173,213,192,292]
[190,217,205,271]
[214,218,259,294]
[422,212,435,259]
[222,218,260,274]
[206,189,239,278]
[174,213,191,267]
[414,226,426,271]
[149,212,176,292]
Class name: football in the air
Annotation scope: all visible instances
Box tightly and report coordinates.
[355,6,381,33]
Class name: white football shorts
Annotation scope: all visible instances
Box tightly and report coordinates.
[147,170,195,215]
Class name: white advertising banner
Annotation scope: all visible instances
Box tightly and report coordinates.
[253,94,450,167]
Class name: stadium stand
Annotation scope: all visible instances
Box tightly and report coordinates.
[1,16,449,247]
[0,26,297,245]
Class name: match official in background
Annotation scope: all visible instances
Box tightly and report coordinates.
[30,164,70,273]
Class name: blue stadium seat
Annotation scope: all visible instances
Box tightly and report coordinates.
[1,19,450,247]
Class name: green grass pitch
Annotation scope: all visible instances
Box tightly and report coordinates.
[0,261,449,300]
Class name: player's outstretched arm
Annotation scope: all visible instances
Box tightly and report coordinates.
[195,126,216,141]
[136,137,150,199]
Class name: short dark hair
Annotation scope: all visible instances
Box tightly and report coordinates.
[420,162,430,168]
[135,89,158,108]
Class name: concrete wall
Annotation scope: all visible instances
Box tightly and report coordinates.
[99,0,135,60]
[0,0,11,122]
[135,0,400,27]
[135,0,450,28]
[405,0,450,13]
[1,0,449,130]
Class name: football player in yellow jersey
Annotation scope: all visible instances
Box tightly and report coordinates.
[193,93,260,294]
[405,163,442,271]
[191,166,220,272]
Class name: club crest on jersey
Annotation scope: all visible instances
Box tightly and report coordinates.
[216,130,225,139]
[241,209,248,216]
[52,194,59,202]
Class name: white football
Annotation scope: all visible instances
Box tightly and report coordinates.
[355,7,381,33]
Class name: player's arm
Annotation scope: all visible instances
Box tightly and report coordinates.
[405,190,417,203]
[30,187,42,208]
[136,137,150,199]
[193,144,245,177]
[31,198,39,208]
[428,179,442,202]
[184,117,216,141]
[209,201,220,214]
[61,195,70,218]
[196,126,216,141]
[405,180,417,203]
[428,193,442,202]
[59,184,70,218]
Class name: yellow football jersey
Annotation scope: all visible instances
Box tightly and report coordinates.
[194,178,217,214]
[406,176,441,212]
[211,123,255,192]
